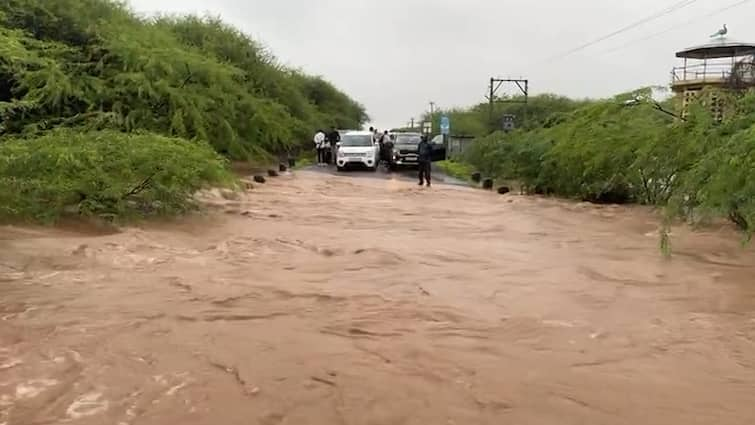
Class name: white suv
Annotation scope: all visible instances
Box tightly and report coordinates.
[336,131,379,172]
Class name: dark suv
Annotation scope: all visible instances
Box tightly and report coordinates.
[389,132,423,169]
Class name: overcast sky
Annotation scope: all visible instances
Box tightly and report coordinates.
[127,0,754,129]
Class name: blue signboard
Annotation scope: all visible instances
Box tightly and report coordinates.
[440,115,450,135]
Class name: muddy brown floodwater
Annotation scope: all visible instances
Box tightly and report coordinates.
[2,170,755,425]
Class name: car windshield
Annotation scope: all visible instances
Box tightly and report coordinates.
[395,135,421,145]
[340,135,373,147]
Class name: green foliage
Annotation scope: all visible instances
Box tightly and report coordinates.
[0,0,367,222]
[423,94,588,138]
[666,90,755,237]
[435,160,476,182]
[460,86,755,239]
[0,0,367,158]
[0,130,233,223]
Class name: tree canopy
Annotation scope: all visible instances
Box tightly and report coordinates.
[0,0,368,222]
[457,87,755,239]
[0,0,368,159]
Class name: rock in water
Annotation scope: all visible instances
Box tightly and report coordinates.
[253,175,266,184]
[279,163,287,172]
[497,186,510,195]
[482,179,494,190]
[471,172,482,183]
[267,169,279,177]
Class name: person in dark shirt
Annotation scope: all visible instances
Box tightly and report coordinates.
[326,127,341,164]
[378,130,390,164]
[417,135,433,187]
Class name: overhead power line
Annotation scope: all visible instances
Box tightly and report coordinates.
[598,0,754,55]
[545,0,700,62]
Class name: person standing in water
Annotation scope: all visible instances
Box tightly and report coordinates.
[417,134,433,187]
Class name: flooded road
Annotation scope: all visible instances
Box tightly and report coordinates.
[2,170,755,425]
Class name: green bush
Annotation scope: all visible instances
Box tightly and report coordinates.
[421,94,589,138]
[0,0,369,223]
[0,130,233,223]
[459,86,755,239]
[667,90,755,237]
[0,0,367,159]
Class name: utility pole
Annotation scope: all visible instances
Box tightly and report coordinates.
[428,102,436,137]
[488,78,495,127]
[485,77,529,132]
[410,117,415,129]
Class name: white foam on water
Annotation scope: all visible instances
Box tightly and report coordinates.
[68,350,83,363]
[15,379,59,399]
[66,392,109,419]
[38,271,61,280]
[0,394,13,406]
[0,359,23,370]
[542,319,576,328]
[165,382,188,396]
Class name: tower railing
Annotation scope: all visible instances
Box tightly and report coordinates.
[671,60,755,86]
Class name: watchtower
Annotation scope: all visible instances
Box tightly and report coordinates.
[671,29,755,118]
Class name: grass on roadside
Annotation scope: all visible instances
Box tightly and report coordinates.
[435,160,477,182]
[294,155,315,170]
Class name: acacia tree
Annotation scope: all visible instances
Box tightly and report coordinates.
[0,0,367,158]
[0,0,368,222]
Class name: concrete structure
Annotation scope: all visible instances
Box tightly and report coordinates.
[671,34,755,118]
[446,135,476,160]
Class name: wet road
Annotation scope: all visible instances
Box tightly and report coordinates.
[304,162,469,186]
[2,170,755,424]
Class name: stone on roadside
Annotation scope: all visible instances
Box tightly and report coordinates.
[482,178,494,190]
[279,163,287,172]
[497,186,511,195]
[253,175,266,184]
[267,169,279,177]
[471,172,482,183]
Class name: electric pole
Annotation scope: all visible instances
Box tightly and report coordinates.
[485,77,529,132]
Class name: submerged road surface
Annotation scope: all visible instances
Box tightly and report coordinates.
[2,170,755,425]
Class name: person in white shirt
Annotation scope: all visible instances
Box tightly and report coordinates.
[313,130,326,165]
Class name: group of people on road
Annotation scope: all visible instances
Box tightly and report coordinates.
[313,126,341,166]
[369,126,394,166]
[312,126,432,187]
